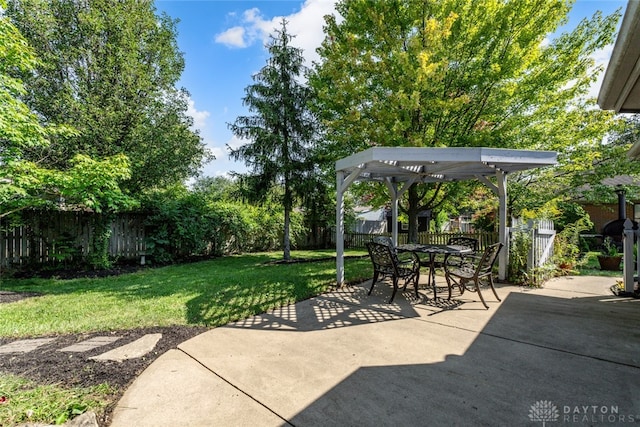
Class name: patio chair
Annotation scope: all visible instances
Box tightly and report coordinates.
[444,242,502,309]
[373,235,413,264]
[440,236,479,266]
[366,241,420,303]
[423,236,479,286]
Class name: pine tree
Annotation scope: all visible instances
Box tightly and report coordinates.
[229,19,317,260]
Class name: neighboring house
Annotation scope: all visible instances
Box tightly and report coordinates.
[386,209,431,234]
[352,207,387,234]
[581,203,636,233]
[351,207,432,234]
[578,175,640,233]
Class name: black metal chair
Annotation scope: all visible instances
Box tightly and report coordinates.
[372,235,413,264]
[366,241,420,303]
[424,236,479,287]
[444,242,503,309]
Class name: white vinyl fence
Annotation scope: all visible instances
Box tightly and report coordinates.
[510,218,556,282]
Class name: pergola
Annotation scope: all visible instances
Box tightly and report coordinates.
[335,147,558,285]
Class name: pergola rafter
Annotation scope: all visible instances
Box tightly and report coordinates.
[335,147,558,286]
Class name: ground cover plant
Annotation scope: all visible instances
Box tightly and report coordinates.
[576,251,624,278]
[0,250,370,426]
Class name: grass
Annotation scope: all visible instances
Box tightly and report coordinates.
[575,251,624,278]
[0,249,370,426]
[0,374,116,425]
[0,249,370,338]
[0,248,624,425]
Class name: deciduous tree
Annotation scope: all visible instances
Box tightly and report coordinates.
[311,0,621,240]
[5,0,208,193]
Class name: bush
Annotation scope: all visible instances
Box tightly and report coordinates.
[508,228,531,284]
[553,217,593,273]
[141,188,301,262]
[143,189,216,263]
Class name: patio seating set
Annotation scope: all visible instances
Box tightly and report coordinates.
[366,236,503,309]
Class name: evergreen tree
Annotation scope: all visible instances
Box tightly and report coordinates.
[229,19,317,260]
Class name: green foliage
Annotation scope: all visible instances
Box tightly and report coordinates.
[600,236,619,257]
[508,228,532,285]
[5,0,208,194]
[2,154,135,214]
[311,0,621,236]
[433,210,449,232]
[552,201,593,233]
[141,187,304,263]
[0,4,46,161]
[190,176,238,202]
[0,374,114,426]
[228,19,318,260]
[86,213,113,269]
[142,188,217,263]
[553,216,593,272]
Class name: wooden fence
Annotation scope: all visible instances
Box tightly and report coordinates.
[1,211,145,268]
[342,231,499,249]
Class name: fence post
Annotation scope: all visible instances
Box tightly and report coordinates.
[527,220,535,272]
[636,229,640,284]
[623,218,635,294]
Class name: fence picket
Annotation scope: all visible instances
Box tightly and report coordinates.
[1,211,146,268]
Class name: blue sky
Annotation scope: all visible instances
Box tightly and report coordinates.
[154,0,627,179]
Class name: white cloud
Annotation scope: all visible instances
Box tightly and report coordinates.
[186,97,210,130]
[214,0,338,66]
[225,134,249,151]
[588,44,614,99]
[280,0,338,65]
[209,145,226,159]
[215,26,247,48]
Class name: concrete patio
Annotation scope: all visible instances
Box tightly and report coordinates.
[110,275,640,426]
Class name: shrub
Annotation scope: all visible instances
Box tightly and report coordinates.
[143,189,216,263]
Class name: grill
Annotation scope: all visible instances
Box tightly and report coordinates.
[602,188,636,243]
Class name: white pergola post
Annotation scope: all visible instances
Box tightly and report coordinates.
[478,170,508,281]
[623,218,635,293]
[384,179,399,245]
[497,170,508,281]
[383,178,415,245]
[336,167,363,286]
[336,170,345,286]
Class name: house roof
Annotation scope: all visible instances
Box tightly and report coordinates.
[598,1,640,113]
[335,147,557,183]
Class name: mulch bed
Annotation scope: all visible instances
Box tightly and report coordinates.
[0,287,210,426]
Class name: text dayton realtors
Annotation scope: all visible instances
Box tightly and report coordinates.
[562,405,636,424]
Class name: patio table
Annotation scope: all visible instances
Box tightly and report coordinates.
[397,244,472,299]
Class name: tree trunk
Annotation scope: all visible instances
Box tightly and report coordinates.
[407,184,421,243]
[283,207,291,260]
[283,181,292,260]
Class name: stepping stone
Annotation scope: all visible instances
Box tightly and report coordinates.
[59,336,122,353]
[0,338,56,354]
[90,333,162,362]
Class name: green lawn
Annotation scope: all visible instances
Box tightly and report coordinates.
[0,250,370,425]
[0,250,370,338]
[575,251,624,278]
[0,249,623,425]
